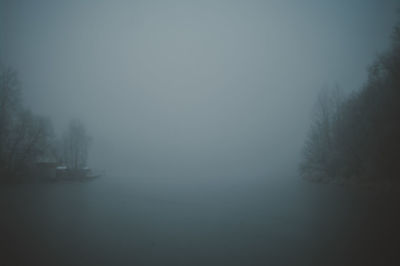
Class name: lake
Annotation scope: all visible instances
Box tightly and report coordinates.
[1,174,399,265]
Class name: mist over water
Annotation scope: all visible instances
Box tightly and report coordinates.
[1,0,400,265]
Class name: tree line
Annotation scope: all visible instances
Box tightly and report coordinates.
[0,67,91,183]
[300,20,400,183]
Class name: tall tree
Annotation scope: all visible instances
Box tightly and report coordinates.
[0,67,54,180]
[0,67,20,169]
[301,18,400,183]
[62,119,91,170]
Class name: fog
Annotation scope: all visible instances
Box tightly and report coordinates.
[2,0,398,178]
[1,1,400,265]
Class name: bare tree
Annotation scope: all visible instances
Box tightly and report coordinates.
[0,68,54,180]
[9,110,54,172]
[0,67,20,169]
[62,119,91,170]
[301,18,400,182]
[300,86,344,180]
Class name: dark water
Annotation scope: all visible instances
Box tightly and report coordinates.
[1,175,399,266]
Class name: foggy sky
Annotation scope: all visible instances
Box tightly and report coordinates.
[1,0,398,177]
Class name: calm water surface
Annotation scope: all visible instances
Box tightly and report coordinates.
[1,175,399,265]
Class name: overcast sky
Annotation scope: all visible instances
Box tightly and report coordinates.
[1,0,398,177]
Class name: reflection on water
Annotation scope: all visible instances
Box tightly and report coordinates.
[1,176,399,266]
